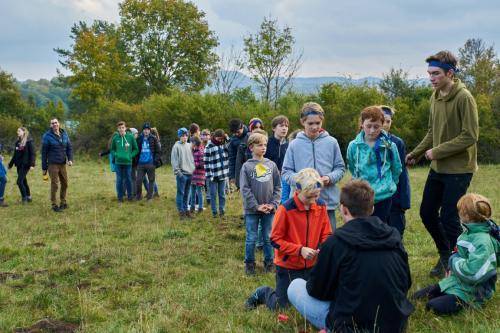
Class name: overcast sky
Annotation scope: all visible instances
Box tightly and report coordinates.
[1,0,499,80]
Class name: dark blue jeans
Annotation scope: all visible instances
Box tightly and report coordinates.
[209,179,226,215]
[372,197,392,224]
[245,213,274,263]
[388,204,406,236]
[176,174,192,212]
[420,170,473,253]
[116,165,132,200]
[190,184,203,210]
[0,176,6,200]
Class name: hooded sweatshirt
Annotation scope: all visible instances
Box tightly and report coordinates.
[239,158,281,214]
[110,132,139,166]
[439,220,500,307]
[411,79,479,174]
[282,131,345,210]
[306,216,414,333]
[347,130,402,203]
[171,140,195,176]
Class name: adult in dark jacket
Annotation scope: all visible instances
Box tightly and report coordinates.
[134,123,161,200]
[227,119,248,186]
[41,118,73,212]
[287,180,414,333]
[8,127,36,203]
[381,106,411,236]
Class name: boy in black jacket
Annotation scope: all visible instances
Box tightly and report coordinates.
[287,179,414,333]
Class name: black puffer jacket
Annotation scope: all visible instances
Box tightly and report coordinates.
[306,216,414,333]
[9,138,36,168]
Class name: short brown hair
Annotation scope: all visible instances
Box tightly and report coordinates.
[425,50,458,68]
[360,106,385,126]
[213,129,225,138]
[247,133,268,147]
[300,102,325,119]
[117,121,126,127]
[189,123,200,135]
[271,115,289,128]
[457,193,492,223]
[340,180,374,218]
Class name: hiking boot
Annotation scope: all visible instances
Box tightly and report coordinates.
[212,212,218,218]
[52,204,62,212]
[0,200,8,207]
[179,211,186,220]
[244,286,271,310]
[26,196,32,203]
[429,252,450,278]
[245,262,256,276]
[59,203,68,210]
[264,260,275,273]
[153,192,160,199]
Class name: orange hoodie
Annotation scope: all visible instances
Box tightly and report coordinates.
[271,193,332,270]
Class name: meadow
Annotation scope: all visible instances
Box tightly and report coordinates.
[0,160,498,332]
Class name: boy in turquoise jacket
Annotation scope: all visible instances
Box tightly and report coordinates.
[347,106,402,223]
[413,193,499,314]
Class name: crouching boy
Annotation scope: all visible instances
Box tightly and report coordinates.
[245,168,332,310]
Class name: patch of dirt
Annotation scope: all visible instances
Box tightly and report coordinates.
[14,318,79,333]
[0,272,22,283]
[30,242,46,248]
[76,281,91,289]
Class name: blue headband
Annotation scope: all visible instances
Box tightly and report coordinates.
[427,60,459,73]
[296,181,322,190]
[381,106,393,118]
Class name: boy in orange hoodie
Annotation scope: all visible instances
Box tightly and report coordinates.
[245,168,332,310]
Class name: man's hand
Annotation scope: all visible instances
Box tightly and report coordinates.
[405,153,416,166]
[67,161,73,166]
[320,176,330,186]
[300,247,319,260]
[424,149,434,161]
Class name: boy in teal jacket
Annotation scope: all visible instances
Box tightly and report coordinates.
[347,106,402,223]
[413,193,499,314]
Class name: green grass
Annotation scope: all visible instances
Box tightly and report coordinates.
[0,160,499,332]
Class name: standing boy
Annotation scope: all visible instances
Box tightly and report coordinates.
[227,119,248,188]
[110,121,138,202]
[171,128,195,219]
[240,133,281,275]
[406,50,479,277]
[135,123,161,201]
[204,129,229,218]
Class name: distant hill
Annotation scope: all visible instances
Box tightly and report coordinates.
[16,78,71,109]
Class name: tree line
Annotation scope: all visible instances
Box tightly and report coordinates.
[0,0,499,162]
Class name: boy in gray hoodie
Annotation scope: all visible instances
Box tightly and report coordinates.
[171,127,195,219]
[282,102,345,230]
[240,133,281,275]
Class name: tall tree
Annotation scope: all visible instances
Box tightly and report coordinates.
[379,68,416,101]
[55,20,139,112]
[119,0,219,93]
[212,45,245,95]
[458,38,499,95]
[244,16,302,108]
[0,69,25,117]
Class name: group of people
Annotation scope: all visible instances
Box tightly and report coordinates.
[0,50,498,332]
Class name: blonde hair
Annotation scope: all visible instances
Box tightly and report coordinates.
[151,127,160,141]
[300,102,325,119]
[294,168,323,193]
[457,193,492,223]
[18,127,29,147]
[247,133,268,147]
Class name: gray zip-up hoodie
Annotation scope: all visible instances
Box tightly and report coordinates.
[282,130,345,210]
[240,158,281,214]
[171,141,195,176]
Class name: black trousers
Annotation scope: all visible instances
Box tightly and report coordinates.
[420,170,472,253]
[415,284,465,315]
[136,164,155,199]
[388,204,406,236]
[16,166,31,199]
[372,197,392,224]
[258,266,311,310]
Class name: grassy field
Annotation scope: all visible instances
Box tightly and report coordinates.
[0,159,499,332]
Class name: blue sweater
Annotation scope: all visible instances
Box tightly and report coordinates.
[388,133,411,210]
[0,156,6,177]
[41,128,73,171]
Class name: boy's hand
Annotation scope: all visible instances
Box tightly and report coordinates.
[256,205,269,213]
[300,247,319,260]
[320,176,330,186]
[405,153,416,166]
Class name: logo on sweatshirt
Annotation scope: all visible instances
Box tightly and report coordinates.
[253,163,272,183]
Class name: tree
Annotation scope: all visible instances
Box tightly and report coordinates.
[212,45,245,95]
[0,69,25,117]
[379,68,417,101]
[55,20,140,112]
[244,16,302,108]
[458,38,499,95]
[119,0,219,94]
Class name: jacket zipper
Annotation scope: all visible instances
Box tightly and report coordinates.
[311,139,317,169]
[305,210,310,269]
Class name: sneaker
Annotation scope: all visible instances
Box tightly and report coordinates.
[59,203,68,210]
[429,252,450,278]
[153,192,160,198]
[197,208,203,214]
[118,198,124,203]
[212,212,218,218]
[244,286,268,310]
[26,196,32,203]
[245,262,256,276]
[264,261,274,273]
[219,211,225,218]
[52,205,62,212]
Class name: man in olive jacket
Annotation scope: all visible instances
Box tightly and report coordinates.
[406,50,479,277]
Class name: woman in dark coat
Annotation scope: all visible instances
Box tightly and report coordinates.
[8,127,36,203]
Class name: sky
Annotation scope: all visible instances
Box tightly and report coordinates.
[1,0,499,81]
